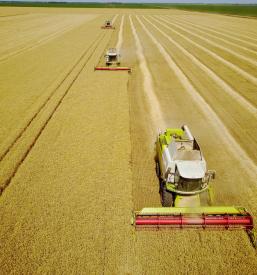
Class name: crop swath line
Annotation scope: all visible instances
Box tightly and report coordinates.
[146,16,257,116]
[170,16,257,52]
[0,13,28,18]
[129,15,165,131]
[169,16,257,44]
[0,13,52,39]
[171,16,257,52]
[112,14,119,24]
[170,15,257,46]
[0,16,99,63]
[116,15,124,50]
[169,17,257,57]
[155,16,257,86]
[158,17,257,68]
[0,23,77,63]
[136,15,257,177]
[0,32,109,195]
[172,14,257,43]
[0,32,102,162]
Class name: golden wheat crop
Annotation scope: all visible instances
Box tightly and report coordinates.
[0,7,257,274]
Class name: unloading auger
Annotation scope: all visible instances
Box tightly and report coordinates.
[132,125,256,248]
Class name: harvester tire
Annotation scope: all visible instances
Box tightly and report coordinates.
[156,161,160,177]
[161,187,173,207]
[200,190,212,206]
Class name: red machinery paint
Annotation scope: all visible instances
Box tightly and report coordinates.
[135,214,253,229]
[95,67,131,72]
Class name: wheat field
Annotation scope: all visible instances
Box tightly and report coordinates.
[0,6,257,274]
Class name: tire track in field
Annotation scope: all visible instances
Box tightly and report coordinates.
[116,15,124,51]
[0,14,53,38]
[170,15,257,48]
[155,16,257,86]
[0,32,101,162]
[146,16,257,116]
[0,31,109,195]
[112,14,118,24]
[129,16,165,132]
[136,15,257,178]
[0,17,107,161]
[158,17,257,68]
[0,17,92,63]
[0,24,75,62]
[170,17,257,57]
[0,13,28,18]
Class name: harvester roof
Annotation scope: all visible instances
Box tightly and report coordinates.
[176,161,205,179]
[106,48,118,56]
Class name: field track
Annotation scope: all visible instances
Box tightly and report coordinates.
[0,7,257,274]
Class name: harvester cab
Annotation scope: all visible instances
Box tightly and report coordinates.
[105,48,120,66]
[156,125,215,207]
[101,20,115,29]
[132,125,256,248]
[95,48,131,72]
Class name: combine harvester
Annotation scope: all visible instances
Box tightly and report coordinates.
[95,48,131,72]
[132,125,256,248]
[101,20,115,29]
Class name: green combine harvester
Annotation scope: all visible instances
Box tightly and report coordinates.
[95,48,131,72]
[101,20,115,29]
[132,125,256,248]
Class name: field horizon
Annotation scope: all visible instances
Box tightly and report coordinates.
[0,2,257,17]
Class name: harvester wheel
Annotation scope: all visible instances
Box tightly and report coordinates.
[200,190,212,206]
[155,161,160,177]
[200,191,211,206]
[161,186,173,207]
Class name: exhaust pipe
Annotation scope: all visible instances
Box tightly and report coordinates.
[182,125,194,141]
